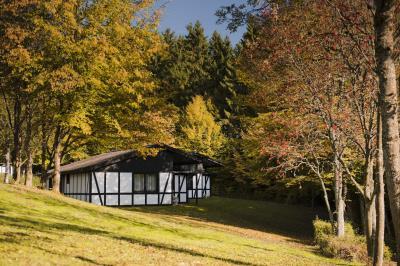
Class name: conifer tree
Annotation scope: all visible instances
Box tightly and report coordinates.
[208,32,237,121]
[153,22,211,107]
[184,22,211,98]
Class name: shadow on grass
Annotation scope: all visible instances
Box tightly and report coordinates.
[123,197,326,242]
[75,256,112,266]
[0,214,257,266]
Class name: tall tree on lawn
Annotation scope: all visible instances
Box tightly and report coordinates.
[373,0,400,261]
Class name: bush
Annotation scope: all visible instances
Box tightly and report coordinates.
[313,219,392,263]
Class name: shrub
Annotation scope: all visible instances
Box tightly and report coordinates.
[313,219,392,263]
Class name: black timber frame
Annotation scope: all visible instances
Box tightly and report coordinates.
[186,174,211,202]
[61,171,175,207]
[60,171,211,207]
[57,146,219,207]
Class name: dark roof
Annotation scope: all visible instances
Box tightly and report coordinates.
[156,145,223,168]
[54,145,222,174]
[51,150,136,174]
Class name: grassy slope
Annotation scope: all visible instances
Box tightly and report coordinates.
[0,185,356,266]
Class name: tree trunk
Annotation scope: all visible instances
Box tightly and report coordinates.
[12,99,22,184]
[337,195,346,237]
[24,110,33,188]
[41,140,47,188]
[374,109,385,266]
[365,160,377,257]
[317,173,335,230]
[373,0,400,260]
[40,97,47,188]
[365,198,377,257]
[24,151,33,188]
[13,155,21,184]
[3,147,11,184]
[52,142,61,193]
[334,155,345,237]
[360,195,366,235]
[52,126,62,193]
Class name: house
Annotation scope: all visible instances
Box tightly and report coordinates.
[48,145,221,206]
[0,164,13,176]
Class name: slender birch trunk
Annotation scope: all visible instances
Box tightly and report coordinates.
[317,172,335,230]
[334,155,345,237]
[365,161,377,257]
[373,0,400,260]
[374,108,385,266]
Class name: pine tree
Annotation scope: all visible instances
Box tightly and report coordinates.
[184,21,211,98]
[208,32,237,120]
[152,22,211,107]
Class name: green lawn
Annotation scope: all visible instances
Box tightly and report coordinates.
[0,184,357,265]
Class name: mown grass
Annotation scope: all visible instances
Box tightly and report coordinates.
[0,184,357,265]
[131,197,324,240]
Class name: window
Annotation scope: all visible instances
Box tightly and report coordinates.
[187,175,194,190]
[134,174,145,192]
[146,174,157,193]
[133,173,158,193]
[66,175,70,185]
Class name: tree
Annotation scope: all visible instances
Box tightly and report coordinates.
[218,0,398,261]
[177,95,225,157]
[373,0,400,261]
[152,22,211,107]
[0,0,42,184]
[227,1,387,245]
[208,32,236,116]
[33,0,170,192]
[0,99,11,184]
[374,107,385,266]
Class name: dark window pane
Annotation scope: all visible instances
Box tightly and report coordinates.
[187,175,193,190]
[134,174,144,192]
[146,174,157,192]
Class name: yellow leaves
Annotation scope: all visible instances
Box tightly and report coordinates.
[178,95,225,157]
[48,65,84,93]
[0,0,169,159]
[6,47,32,68]
[66,110,92,135]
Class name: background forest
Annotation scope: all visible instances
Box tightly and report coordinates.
[1,0,400,265]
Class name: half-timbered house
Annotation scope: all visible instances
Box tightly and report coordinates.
[47,145,221,206]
